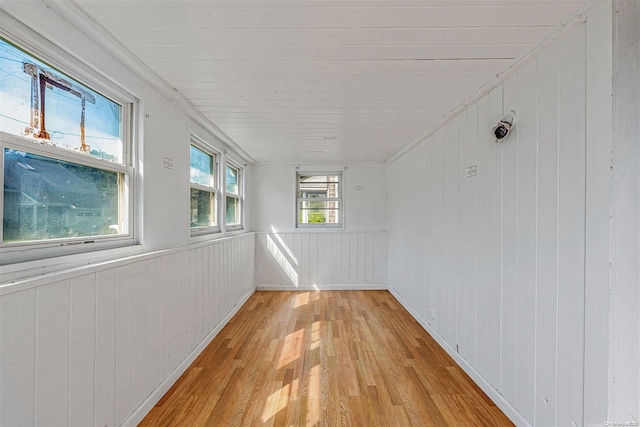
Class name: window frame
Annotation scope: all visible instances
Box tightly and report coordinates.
[189,136,220,236]
[224,160,243,232]
[0,31,137,263]
[296,171,343,229]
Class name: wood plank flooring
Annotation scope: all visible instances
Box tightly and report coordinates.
[139,291,513,426]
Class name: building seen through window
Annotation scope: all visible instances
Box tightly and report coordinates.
[3,149,120,241]
[297,173,341,227]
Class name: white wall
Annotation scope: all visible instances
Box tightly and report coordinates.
[252,163,388,289]
[120,86,254,251]
[387,2,613,425]
[255,231,388,289]
[0,3,258,426]
[611,0,640,422]
[252,163,387,232]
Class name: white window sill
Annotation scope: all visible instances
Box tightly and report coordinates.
[0,241,143,285]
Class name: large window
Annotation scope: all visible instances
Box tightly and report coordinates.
[296,172,342,227]
[225,162,242,230]
[0,36,132,252]
[189,142,218,233]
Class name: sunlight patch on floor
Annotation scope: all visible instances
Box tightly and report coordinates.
[293,291,309,308]
[278,328,304,369]
[261,387,282,422]
[310,320,322,350]
[307,364,321,426]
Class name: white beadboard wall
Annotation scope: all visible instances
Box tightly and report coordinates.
[387,2,612,426]
[255,231,388,290]
[611,0,640,423]
[0,233,255,427]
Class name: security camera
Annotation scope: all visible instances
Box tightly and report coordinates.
[492,111,516,142]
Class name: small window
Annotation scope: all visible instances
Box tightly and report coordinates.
[189,142,218,233]
[1,36,132,251]
[296,172,342,227]
[225,163,242,230]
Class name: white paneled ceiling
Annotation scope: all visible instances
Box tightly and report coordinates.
[74,0,587,163]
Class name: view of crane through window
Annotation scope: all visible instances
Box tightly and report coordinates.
[1,37,126,243]
[297,173,341,226]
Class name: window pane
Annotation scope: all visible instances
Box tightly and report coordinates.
[298,175,340,198]
[226,196,240,225]
[298,200,340,224]
[0,38,123,163]
[3,149,121,242]
[226,165,239,195]
[190,188,215,227]
[190,145,214,187]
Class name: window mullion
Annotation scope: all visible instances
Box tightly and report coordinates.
[2,133,131,174]
[190,183,216,193]
[298,197,340,202]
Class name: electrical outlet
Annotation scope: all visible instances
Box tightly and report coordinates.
[427,308,435,325]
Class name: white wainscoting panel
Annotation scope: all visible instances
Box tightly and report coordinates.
[255,231,388,290]
[0,233,255,427]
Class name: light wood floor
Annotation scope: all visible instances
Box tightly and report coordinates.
[140,291,513,426]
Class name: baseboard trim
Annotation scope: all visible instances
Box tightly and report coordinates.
[388,286,531,427]
[122,287,256,427]
[256,284,388,291]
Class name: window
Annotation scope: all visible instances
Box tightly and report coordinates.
[189,142,218,233]
[296,172,342,227]
[225,163,242,230]
[0,36,133,252]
